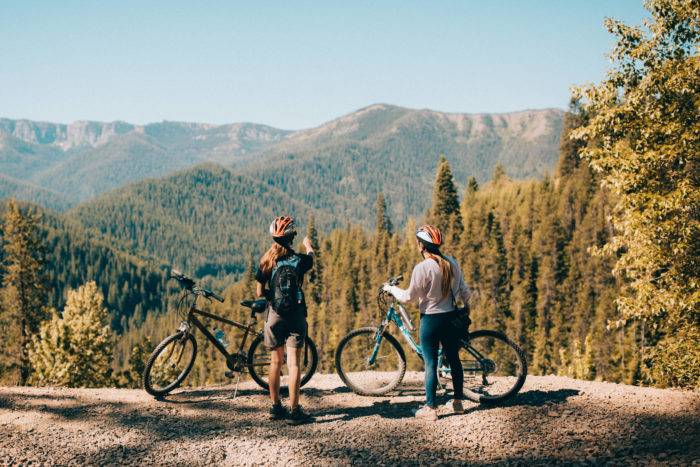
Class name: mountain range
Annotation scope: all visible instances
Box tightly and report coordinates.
[1,104,563,208]
[1,104,565,278]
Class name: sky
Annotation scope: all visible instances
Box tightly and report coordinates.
[0,1,648,130]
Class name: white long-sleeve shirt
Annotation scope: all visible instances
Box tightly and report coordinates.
[388,256,470,315]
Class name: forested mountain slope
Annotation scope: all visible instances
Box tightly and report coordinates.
[242,104,563,223]
[0,118,291,205]
[68,164,332,281]
[1,106,563,210]
[0,201,169,332]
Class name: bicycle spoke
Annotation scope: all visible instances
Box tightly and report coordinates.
[460,332,526,401]
[337,328,405,395]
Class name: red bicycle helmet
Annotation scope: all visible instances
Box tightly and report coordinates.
[269,216,297,240]
[416,224,443,246]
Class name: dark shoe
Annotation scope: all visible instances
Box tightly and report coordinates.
[269,403,288,421]
[287,405,313,425]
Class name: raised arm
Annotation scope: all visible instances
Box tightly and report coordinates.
[302,236,314,255]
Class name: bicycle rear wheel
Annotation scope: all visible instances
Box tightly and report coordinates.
[143,332,197,398]
[247,334,318,390]
[335,327,407,396]
[454,330,527,403]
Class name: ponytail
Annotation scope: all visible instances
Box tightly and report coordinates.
[260,243,292,275]
[425,250,453,298]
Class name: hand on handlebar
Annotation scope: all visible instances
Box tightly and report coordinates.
[382,283,393,294]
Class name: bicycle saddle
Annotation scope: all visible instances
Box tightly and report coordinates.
[240,299,268,313]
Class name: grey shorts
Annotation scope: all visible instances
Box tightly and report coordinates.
[264,307,307,350]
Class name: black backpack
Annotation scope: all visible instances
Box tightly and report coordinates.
[270,255,303,315]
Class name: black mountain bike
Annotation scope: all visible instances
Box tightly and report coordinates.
[143,270,318,398]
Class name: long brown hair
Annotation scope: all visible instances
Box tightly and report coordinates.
[424,248,453,298]
[259,243,292,275]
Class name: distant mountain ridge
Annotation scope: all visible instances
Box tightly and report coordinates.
[0,118,289,151]
[0,104,564,210]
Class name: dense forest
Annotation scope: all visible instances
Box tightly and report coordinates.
[116,109,639,388]
[0,202,170,333]
[0,0,696,389]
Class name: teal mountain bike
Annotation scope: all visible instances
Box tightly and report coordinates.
[335,275,527,403]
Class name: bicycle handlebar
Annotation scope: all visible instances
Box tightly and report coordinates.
[169,269,224,302]
[388,274,403,286]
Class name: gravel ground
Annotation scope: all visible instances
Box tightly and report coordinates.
[1,372,699,466]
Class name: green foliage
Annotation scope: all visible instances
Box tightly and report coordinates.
[572,0,700,387]
[115,337,153,388]
[427,156,463,240]
[0,199,47,384]
[0,200,170,333]
[28,282,114,387]
[375,193,393,235]
[69,164,330,283]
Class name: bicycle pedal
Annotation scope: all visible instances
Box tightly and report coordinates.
[224,370,238,378]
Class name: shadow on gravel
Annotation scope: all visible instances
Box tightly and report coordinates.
[498,408,700,465]
[314,400,419,422]
[496,388,580,408]
[163,387,267,403]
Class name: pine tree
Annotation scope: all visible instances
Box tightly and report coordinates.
[242,254,256,299]
[374,193,393,235]
[305,215,324,306]
[572,0,700,387]
[428,156,463,239]
[0,199,47,385]
[28,282,114,387]
[465,176,479,196]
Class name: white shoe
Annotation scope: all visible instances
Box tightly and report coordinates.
[444,399,465,414]
[414,405,438,421]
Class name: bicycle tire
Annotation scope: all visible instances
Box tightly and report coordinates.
[461,330,527,404]
[247,334,319,391]
[335,327,407,397]
[143,332,197,398]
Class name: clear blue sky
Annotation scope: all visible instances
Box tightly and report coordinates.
[0,1,647,129]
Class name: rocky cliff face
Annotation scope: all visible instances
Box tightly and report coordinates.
[0,119,137,149]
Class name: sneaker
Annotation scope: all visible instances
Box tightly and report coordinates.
[413,405,438,421]
[444,399,465,414]
[287,405,313,425]
[269,402,288,421]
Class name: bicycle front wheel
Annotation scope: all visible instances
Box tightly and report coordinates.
[335,327,407,396]
[247,334,318,391]
[458,330,527,403]
[143,332,197,398]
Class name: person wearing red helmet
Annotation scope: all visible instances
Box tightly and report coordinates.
[255,215,314,424]
[383,224,471,421]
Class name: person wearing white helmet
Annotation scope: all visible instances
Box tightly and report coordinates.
[255,215,314,425]
[383,224,471,421]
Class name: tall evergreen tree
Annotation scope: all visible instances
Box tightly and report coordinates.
[0,199,47,385]
[465,176,479,196]
[374,193,393,235]
[305,216,324,306]
[428,156,463,238]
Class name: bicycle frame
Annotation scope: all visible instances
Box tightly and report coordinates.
[188,307,257,358]
[180,296,308,370]
[370,302,488,374]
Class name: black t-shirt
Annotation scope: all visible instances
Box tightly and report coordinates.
[255,252,314,293]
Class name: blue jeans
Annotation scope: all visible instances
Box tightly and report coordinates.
[420,311,464,408]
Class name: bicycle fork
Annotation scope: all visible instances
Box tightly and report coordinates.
[368,325,388,365]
